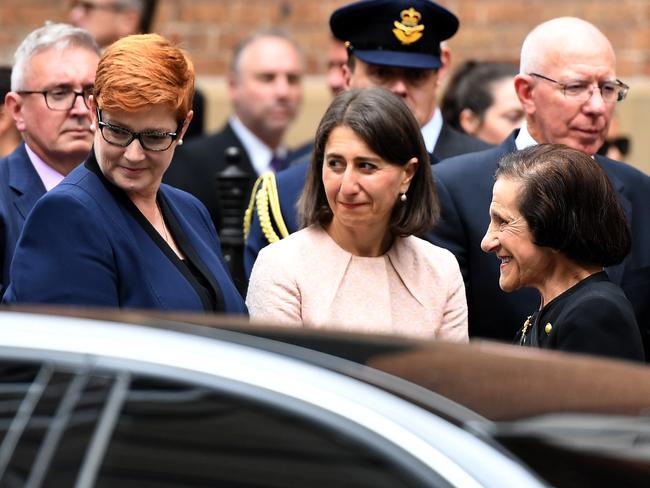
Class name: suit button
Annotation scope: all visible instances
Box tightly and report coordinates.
[545,323,553,334]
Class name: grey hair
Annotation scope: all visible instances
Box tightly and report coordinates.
[11,22,100,91]
[229,28,303,78]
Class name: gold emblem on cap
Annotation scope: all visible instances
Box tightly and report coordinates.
[545,323,553,335]
[393,8,425,45]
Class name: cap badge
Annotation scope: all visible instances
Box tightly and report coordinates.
[392,8,425,45]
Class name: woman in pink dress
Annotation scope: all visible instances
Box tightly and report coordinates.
[246,88,467,342]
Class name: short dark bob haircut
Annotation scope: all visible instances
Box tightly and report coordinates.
[496,144,631,267]
[299,87,438,237]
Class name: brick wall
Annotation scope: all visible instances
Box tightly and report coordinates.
[1,0,649,77]
[2,0,650,171]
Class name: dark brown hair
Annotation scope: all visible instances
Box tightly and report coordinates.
[299,87,438,236]
[496,144,631,266]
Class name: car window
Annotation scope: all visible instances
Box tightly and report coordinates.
[0,360,448,488]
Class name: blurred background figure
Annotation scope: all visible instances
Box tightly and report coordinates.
[166,30,304,226]
[68,0,157,48]
[481,144,643,362]
[0,67,21,157]
[247,88,467,341]
[441,60,524,145]
[0,23,100,295]
[327,37,348,96]
[598,114,631,162]
[4,34,246,313]
[68,0,205,140]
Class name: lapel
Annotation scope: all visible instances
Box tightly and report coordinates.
[306,227,353,311]
[7,144,47,221]
[159,187,229,307]
[386,237,429,307]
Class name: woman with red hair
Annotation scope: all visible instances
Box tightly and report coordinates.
[4,34,246,313]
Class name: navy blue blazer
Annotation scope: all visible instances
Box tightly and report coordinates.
[0,143,47,295]
[429,130,650,355]
[243,123,491,276]
[3,156,247,314]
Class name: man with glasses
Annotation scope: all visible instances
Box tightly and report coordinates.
[0,23,100,293]
[429,17,650,357]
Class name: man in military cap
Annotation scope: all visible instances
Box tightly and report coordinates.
[244,0,489,276]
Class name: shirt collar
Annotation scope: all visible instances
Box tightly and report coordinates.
[24,143,65,191]
[420,108,442,153]
[420,108,443,154]
[229,115,288,175]
[514,120,540,150]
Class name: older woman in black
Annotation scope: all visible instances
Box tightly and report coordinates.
[481,144,644,362]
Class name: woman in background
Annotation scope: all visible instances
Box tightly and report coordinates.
[4,34,246,313]
[441,60,524,145]
[247,88,467,341]
[481,144,643,361]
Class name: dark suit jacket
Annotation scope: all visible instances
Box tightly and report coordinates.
[243,122,491,275]
[3,157,247,313]
[429,130,650,356]
[518,272,644,362]
[164,121,256,233]
[0,143,46,294]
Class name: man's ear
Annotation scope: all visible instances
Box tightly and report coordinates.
[226,70,239,103]
[459,108,481,135]
[436,44,451,88]
[342,63,353,90]
[4,92,26,132]
[514,74,536,116]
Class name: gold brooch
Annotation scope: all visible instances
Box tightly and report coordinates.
[519,315,532,346]
[392,8,425,45]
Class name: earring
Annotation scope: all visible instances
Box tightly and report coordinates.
[89,123,96,131]
[400,193,407,203]
[178,139,184,146]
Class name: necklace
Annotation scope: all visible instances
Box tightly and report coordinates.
[156,202,169,244]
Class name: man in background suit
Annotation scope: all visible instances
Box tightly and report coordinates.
[0,23,100,294]
[243,0,490,276]
[164,29,303,234]
[429,17,650,357]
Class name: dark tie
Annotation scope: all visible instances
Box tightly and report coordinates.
[270,153,287,173]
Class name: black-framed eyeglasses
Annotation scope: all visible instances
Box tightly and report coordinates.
[17,87,94,111]
[96,108,184,152]
[528,73,629,103]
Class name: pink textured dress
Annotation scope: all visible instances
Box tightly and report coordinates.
[246,225,468,342]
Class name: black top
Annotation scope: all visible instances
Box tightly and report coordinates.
[85,155,224,312]
[515,272,645,362]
